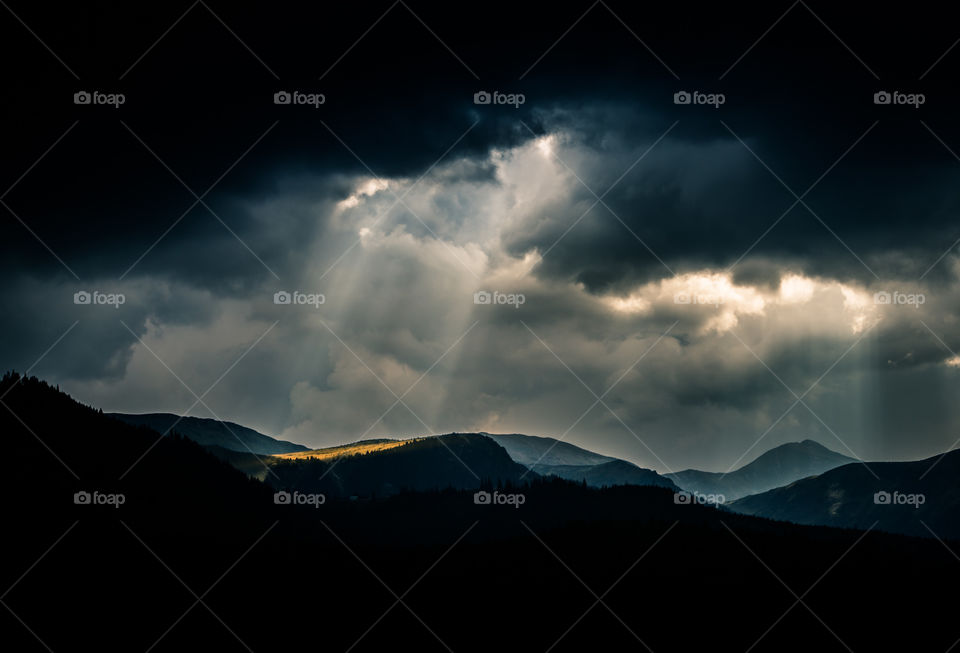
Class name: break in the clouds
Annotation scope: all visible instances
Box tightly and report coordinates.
[6,100,960,472]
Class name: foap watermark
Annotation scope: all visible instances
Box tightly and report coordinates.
[473,490,525,508]
[274,90,325,108]
[873,490,925,508]
[674,90,725,108]
[674,291,724,306]
[674,490,725,506]
[274,290,325,308]
[873,290,925,308]
[473,90,525,108]
[74,490,125,508]
[473,290,525,308]
[873,90,925,108]
[274,490,326,508]
[74,90,125,108]
[74,290,126,308]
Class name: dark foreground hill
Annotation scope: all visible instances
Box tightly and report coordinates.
[2,372,959,653]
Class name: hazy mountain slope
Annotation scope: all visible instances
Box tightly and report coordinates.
[482,433,616,467]
[110,412,308,455]
[665,439,857,500]
[729,450,960,538]
[483,433,677,490]
[531,459,678,490]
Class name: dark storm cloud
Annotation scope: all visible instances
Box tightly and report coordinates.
[4,1,960,290]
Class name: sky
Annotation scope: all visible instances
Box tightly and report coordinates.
[2,1,960,472]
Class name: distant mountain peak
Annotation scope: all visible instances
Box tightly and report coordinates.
[665,439,857,501]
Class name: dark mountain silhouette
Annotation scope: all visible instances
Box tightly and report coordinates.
[729,451,960,539]
[109,411,308,455]
[666,439,857,500]
[4,371,960,653]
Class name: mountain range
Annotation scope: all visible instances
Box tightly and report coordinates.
[103,395,956,541]
[110,410,864,502]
